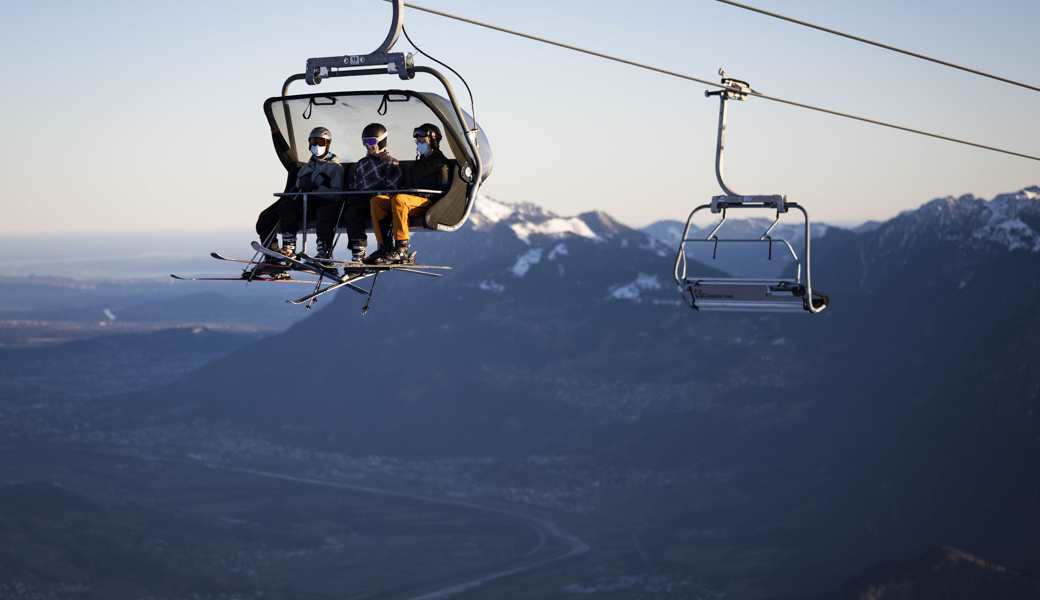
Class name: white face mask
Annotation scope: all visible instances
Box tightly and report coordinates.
[310,144,327,158]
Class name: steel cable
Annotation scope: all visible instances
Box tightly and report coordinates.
[388,0,1040,163]
[715,0,1040,94]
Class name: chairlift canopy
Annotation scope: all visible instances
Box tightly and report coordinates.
[264,90,492,231]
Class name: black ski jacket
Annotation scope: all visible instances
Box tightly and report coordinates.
[407,149,451,195]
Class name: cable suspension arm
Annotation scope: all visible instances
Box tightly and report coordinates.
[391,0,1040,163]
[714,0,1040,94]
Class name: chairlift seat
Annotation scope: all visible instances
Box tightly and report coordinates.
[684,278,829,312]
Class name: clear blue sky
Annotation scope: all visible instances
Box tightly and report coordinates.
[1,0,1037,233]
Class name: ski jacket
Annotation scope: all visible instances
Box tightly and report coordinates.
[407,149,451,196]
[352,151,402,192]
[295,153,345,193]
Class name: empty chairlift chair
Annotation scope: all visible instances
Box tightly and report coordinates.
[672,72,829,314]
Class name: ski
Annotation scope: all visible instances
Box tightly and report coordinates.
[294,254,448,278]
[295,252,347,279]
[209,252,287,268]
[298,255,452,271]
[288,272,375,305]
[251,241,339,279]
[170,274,317,284]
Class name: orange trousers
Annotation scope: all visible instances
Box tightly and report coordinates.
[370,193,431,246]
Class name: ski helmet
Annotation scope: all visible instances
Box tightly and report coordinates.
[413,123,442,149]
[308,126,332,158]
[308,126,332,145]
[361,123,388,151]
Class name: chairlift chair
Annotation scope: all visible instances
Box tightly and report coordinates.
[673,71,829,314]
[265,0,493,254]
[172,0,492,312]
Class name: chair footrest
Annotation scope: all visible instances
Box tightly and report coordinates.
[682,279,828,313]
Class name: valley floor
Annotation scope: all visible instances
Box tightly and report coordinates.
[0,443,588,600]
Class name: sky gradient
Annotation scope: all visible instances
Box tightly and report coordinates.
[2,0,1037,233]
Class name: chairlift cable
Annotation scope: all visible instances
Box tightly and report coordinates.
[714,0,1040,95]
[391,0,1040,163]
[401,26,478,128]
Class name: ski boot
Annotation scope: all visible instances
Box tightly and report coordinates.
[384,240,416,265]
[363,244,393,266]
[310,245,340,278]
[264,244,295,279]
[342,246,367,278]
[245,242,291,280]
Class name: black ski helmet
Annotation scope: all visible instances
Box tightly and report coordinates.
[361,123,388,151]
[413,123,442,149]
[308,126,332,144]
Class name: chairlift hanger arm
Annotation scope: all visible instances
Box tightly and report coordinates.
[306,53,414,84]
[304,0,410,83]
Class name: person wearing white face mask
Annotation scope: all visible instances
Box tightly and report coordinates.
[366,123,450,265]
[253,126,344,276]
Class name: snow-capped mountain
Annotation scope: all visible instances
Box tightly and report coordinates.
[881,186,1040,253]
[457,196,680,304]
[470,196,599,243]
[472,196,667,252]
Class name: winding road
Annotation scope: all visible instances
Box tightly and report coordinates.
[198,461,590,599]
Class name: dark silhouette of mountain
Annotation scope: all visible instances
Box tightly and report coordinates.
[0,275,302,327]
[0,481,230,598]
[813,546,1040,599]
[101,187,1040,596]
[0,327,261,402]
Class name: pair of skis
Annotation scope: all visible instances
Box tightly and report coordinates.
[170,243,451,312]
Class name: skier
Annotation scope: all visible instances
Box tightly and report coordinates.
[253,126,344,276]
[367,123,451,264]
[342,123,405,264]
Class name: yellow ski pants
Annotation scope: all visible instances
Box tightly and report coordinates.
[370,193,431,246]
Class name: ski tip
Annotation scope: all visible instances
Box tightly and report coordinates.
[209,252,221,259]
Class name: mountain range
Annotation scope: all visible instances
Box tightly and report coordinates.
[97,186,1040,597]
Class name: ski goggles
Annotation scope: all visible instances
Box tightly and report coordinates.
[362,135,386,147]
[308,137,330,146]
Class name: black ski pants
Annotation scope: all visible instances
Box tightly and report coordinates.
[255,196,329,245]
[315,197,371,254]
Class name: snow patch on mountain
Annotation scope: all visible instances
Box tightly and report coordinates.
[471,195,513,226]
[888,186,1040,252]
[512,248,543,277]
[509,219,599,244]
[472,196,602,244]
[478,280,506,293]
[974,187,1040,252]
[609,274,662,302]
[548,243,569,260]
